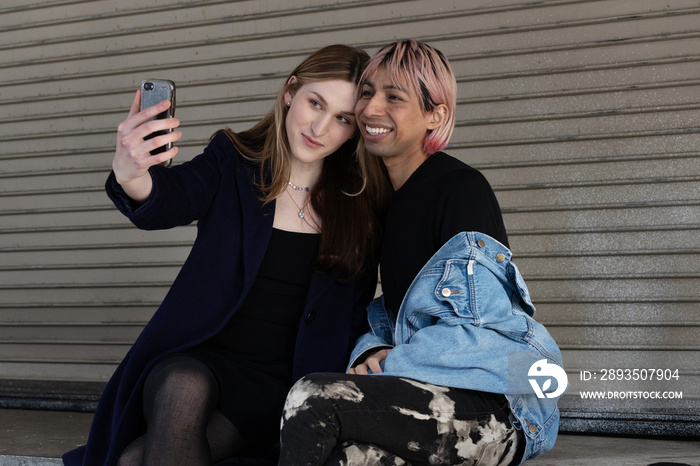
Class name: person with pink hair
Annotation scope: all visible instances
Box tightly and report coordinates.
[275,40,551,465]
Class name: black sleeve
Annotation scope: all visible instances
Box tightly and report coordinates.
[105,133,234,231]
[436,168,509,248]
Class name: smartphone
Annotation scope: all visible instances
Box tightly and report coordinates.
[140,79,176,157]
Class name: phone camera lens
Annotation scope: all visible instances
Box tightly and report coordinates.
[143,82,154,91]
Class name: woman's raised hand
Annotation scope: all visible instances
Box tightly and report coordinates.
[112,90,181,202]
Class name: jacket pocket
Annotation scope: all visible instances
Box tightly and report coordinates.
[433,259,477,322]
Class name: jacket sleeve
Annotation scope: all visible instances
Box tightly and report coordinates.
[382,321,511,393]
[346,296,395,370]
[105,133,236,230]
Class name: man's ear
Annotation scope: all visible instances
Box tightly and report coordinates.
[284,76,299,104]
[427,104,448,130]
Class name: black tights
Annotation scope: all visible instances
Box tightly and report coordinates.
[117,356,245,466]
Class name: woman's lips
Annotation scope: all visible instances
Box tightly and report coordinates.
[303,134,323,149]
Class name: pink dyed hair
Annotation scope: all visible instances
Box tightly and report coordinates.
[359,39,457,154]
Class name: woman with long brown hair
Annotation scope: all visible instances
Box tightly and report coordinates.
[63,44,388,466]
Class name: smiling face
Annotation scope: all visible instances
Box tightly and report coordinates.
[355,66,442,168]
[284,79,358,169]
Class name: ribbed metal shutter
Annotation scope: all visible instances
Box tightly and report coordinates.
[1,0,697,433]
[449,0,700,436]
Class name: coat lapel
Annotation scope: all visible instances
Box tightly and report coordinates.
[235,162,275,293]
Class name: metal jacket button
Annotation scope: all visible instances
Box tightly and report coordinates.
[441,288,452,297]
[477,239,486,248]
[496,253,506,262]
[525,418,538,434]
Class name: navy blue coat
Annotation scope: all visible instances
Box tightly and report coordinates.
[63,134,375,465]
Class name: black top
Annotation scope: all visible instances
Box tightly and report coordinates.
[182,227,321,447]
[380,152,508,313]
[202,227,321,381]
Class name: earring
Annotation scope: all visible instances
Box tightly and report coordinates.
[286,102,291,107]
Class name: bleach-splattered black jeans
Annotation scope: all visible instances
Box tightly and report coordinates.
[278,373,524,466]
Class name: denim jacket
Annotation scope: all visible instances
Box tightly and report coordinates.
[348,231,565,463]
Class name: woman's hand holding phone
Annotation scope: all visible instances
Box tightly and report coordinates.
[113,89,181,203]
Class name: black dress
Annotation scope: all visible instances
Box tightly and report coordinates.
[185,227,320,450]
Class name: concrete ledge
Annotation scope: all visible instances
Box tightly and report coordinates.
[0,456,61,466]
[559,395,700,438]
[0,380,103,413]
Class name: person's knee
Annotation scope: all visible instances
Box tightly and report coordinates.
[283,374,326,421]
[143,356,218,420]
[281,373,363,429]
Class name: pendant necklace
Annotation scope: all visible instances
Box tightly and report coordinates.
[286,182,309,219]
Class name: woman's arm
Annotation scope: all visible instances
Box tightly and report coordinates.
[106,133,235,230]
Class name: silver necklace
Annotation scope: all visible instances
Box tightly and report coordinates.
[287,181,310,192]
[286,186,307,219]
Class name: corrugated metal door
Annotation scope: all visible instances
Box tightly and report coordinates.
[448,0,700,435]
[1,0,697,433]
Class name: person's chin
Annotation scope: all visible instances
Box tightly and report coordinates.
[364,140,393,157]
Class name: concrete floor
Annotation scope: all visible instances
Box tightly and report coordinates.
[0,409,91,465]
[0,409,698,465]
[527,434,700,466]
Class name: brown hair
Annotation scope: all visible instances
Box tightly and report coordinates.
[216,44,389,279]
